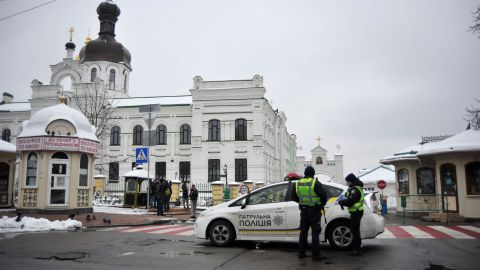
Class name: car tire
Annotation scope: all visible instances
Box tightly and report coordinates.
[327,221,354,250]
[209,220,235,247]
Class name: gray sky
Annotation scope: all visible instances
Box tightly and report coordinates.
[1,0,479,175]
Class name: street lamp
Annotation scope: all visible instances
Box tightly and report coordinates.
[223,164,230,201]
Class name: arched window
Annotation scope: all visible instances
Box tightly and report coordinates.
[235,118,247,141]
[416,167,435,194]
[156,125,167,145]
[79,154,89,187]
[440,164,457,196]
[1,129,11,142]
[26,152,37,186]
[208,119,220,141]
[60,76,72,92]
[90,68,97,82]
[109,69,116,90]
[52,152,68,159]
[133,125,143,145]
[180,124,191,144]
[398,169,409,194]
[316,157,323,165]
[110,126,120,145]
[465,161,480,195]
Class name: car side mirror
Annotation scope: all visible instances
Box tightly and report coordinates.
[241,198,247,209]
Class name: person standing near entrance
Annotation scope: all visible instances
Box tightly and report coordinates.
[182,181,189,209]
[292,166,328,261]
[189,184,198,218]
[338,173,364,256]
[155,178,167,216]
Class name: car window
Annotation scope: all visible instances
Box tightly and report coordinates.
[323,184,344,197]
[248,184,288,205]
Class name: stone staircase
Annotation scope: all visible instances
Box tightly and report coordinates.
[421,212,464,223]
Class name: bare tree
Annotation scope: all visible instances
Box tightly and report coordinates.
[71,79,115,173]
[465,98,480,131]
[470,5,480,37]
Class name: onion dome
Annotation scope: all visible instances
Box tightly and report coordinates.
[65,41,76,50]
[79,0,131,70]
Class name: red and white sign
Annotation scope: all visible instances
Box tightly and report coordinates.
[377,180,387,190]
[16,136,98,154]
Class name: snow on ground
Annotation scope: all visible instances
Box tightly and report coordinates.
[94,206,148,215]
[0,216,82,233]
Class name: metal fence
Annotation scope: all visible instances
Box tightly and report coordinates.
[400,194,442,212]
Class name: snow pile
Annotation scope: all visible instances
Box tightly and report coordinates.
[94,206,147,215]
[0,216,82,233]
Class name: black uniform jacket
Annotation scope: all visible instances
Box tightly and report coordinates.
[339,179,364,208]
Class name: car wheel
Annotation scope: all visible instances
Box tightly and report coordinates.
[328,221,354,250]
[209,220,235,247]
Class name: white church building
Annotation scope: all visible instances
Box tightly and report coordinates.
[0,0,297,187]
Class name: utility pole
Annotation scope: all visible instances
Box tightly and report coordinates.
[139,104,160,213]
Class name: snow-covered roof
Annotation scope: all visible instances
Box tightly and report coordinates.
[417,130,480,156]
[111,95,192,108]
[0,102,30,112]
[381,130,480,164]
[123,169,154,179]
[359,165,395,184]
[0,140,16,153]
[18,103,98,142]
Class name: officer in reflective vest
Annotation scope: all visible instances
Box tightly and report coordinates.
[292,166,328,261]
[338,173,365,256]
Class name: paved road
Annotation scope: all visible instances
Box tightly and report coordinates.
[0,227,479,270]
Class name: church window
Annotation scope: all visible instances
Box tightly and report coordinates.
[26,152,38,186]
[208,159,220,182]
[108,162,119,181]
[416,167,435,194]
[109,69,116,90]
[60,76,72,92]
[316,157,323,165]
[79,154,89,187]
[208,119,220,141]
[235,119,247,141]
[465,161,480,195]
[91,68,97,82]
[156,125,167,145]
[133,125,143,145]
[1,129,11,142]
[110,126,120,145]
[398,169,409,194]
[180,124,191,144]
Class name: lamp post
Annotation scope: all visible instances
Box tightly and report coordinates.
[223,164,230,201]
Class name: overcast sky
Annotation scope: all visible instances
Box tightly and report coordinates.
[1,0,479,176]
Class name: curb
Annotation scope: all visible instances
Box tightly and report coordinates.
[83,217,194,229]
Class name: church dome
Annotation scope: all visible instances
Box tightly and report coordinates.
[79,0,131,69]
[18,103,98,142]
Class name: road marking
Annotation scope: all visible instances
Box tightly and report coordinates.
[387,226,413,238]
[401,226,435,239]
[429,226,474,239]
[376,228,395,239]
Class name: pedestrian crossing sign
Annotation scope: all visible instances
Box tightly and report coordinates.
[136,147,148,164]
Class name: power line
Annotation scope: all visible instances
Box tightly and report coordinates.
[0,0,58,23]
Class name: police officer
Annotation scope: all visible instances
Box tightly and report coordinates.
[292,166,328,261]
[338,173,364,256]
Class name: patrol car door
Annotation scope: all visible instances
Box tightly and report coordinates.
[238,184,288,241]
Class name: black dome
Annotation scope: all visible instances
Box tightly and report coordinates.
[65,42,76,50]
[79,1,131,70]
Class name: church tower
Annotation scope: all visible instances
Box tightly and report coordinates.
[78,0,132,98]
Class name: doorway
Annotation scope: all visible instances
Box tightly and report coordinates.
[440,164,458,212]
[48,152,69,205]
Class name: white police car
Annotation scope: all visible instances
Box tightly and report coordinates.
[194,181,384,250]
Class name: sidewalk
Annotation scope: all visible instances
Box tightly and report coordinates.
[383,212,480,226]
[0,207,196,228]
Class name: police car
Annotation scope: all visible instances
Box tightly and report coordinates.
[194,181,385,250]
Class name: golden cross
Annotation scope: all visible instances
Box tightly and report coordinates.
[68,27,75,42]
[315,136,322,146]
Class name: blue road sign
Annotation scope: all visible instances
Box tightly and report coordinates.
[135,147,149,164]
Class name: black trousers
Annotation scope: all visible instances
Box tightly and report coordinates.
[350,210,363,251]
[298,206,322,256]
[157,197,165,215]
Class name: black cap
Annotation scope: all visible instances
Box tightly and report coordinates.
[304,166,315,177]
[345,173,357,182]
